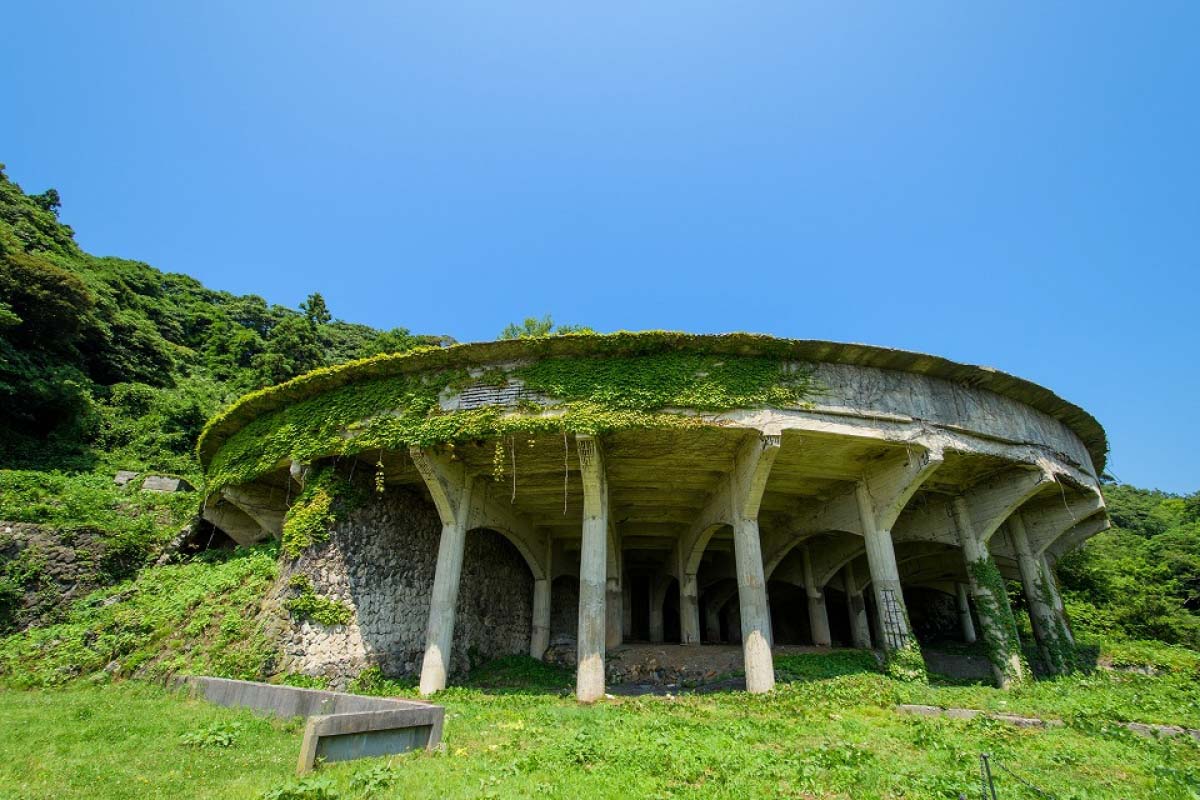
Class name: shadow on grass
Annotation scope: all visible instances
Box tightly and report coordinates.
[774,650,882,684]
[458,655,574,696]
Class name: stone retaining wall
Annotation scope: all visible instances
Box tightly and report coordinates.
[270,488,533,687]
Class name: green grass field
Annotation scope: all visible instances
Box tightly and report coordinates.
[3,649,1199,800]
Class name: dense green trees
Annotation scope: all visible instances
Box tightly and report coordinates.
[0,166,444,475]
[1058,484,1200,648]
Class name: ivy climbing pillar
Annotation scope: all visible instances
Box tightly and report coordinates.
[955,582,976,644]
[1009,514,1070,673]
[802,547,831,646]
[575,435,609,703]
[856,482,925,679]
[842,563,872,649]
[1041,554,1075,645]
[410,448,476,698]
[953,496,1025,688]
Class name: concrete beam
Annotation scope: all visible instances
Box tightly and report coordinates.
[1046,513,1112,560]
[221,484,288,539]
[202,497,268,546]
[677,434,781,578]
[1021,492,1105,556]
[957,468,1054,543]
[762,444,942,580]
[467,484,549,580]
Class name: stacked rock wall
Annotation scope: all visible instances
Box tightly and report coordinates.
[272,487,533,687]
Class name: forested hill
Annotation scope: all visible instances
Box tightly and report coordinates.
[0,166,448,478]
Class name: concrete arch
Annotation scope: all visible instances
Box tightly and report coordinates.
[467,525,548,582]
[763,528,860,583]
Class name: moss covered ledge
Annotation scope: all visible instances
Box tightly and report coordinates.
[196,331,1112,497]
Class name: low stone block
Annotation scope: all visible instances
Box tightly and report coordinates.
[114,470,140,487]
[178,676,443,773]
[141,475,194,493]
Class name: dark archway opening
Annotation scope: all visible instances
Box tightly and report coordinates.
[767,581,810,645]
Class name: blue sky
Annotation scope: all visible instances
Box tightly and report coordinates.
[2,2,1197,493]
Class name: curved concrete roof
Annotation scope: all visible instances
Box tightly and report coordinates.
[197,332,1108,473]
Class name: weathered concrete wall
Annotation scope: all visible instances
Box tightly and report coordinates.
[802,362,1095,475]
[271,488,533,687]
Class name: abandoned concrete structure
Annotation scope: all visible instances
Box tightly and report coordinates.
[197,333,1109,701]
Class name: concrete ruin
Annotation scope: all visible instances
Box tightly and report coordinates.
[197,333,1109,700]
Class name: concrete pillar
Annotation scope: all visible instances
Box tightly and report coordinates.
[732,516,775,693]
[704,602,722,643]
[575,436,608,703]
[1041,554,1075,645]
[531,578,551,658]
[648,576,666,643]
[955,582,976,644]
[802,548,831,647]
[843,564,872,649]
[1010,515,1068,672]
[953,496,1024,688]
[418,479,475,697]
[856,483,918,653]
[867,590,883,649]
[679,573,701,645]
[622,577,632,639]
[606,577,622,649]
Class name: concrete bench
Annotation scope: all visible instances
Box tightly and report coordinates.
[177,676,444,773]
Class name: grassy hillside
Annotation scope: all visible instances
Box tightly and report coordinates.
[3,650,1199,799]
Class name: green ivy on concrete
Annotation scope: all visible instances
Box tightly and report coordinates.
[967,557,1029,686]
[280,468,365,559]
[282,575,353,626]
[883,638,928,683]
[201,338,819,492]
[1036,562,1077,674]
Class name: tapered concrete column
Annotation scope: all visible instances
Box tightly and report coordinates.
[1010,515,1067,672]
[410,449,476,697]
[622,579,632,638]
[1041,554,1075,645]
[843,564,872,649]
[606,578,622,648]
[531,578,551,658]
[732,516,775,692]
[704,604,722,642]
[679,573,701,645]
[856,483,917,653]
[955,582,976,644]
[576,436,608,703]
[953,497,1024,688]
[802,548,831,646]
[648,576,666,643]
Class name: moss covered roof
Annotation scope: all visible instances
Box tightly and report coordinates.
[197,331,1108,474]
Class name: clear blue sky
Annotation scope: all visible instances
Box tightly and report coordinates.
[2,2,1196,493]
